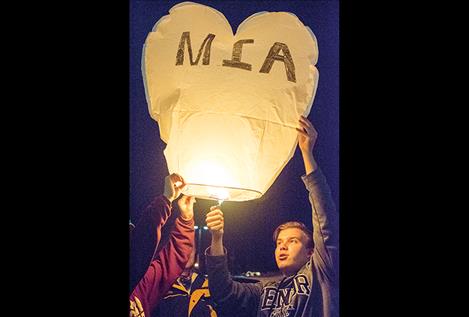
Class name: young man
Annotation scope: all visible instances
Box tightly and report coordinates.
[205,116,339,317]
[130,174,196,317]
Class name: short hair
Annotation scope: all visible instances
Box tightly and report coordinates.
[273,221,314,250]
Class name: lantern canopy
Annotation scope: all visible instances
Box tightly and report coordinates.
[143,2,319,201]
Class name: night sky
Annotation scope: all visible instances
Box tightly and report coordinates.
[130,0,339,275]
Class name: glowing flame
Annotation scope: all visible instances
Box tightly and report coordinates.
[184,158,237,200]
[188,159,234,187]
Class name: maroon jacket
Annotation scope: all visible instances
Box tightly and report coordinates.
[130,195,195,317]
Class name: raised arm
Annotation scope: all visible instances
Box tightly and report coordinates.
[297,116,339,280]
[129,173,186,293]
[153,195,196,298]
[130,194,196,313]
[205,206,262,316]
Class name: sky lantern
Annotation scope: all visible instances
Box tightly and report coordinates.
[142,2,318,202]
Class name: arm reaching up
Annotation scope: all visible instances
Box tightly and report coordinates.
[129,173,187,293]
[297,115,318,175]
[205,206,262,316]
[206,206,225,256]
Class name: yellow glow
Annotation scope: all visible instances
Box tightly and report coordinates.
[184,159,233,200]
[187,159,234,187]
[207,187,229,201]
[145,2,318,201]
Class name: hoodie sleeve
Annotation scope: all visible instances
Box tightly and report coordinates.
[205,247,262,317]
[134,214,195,312]
[129,195,173,293]
[301,167,339,284]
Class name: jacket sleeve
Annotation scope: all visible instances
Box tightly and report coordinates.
[129,195,173,293]
[302,167,339,284]
[132,215,195,312]
[205,248,262,316]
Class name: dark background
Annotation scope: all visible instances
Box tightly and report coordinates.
[130,0,339,274]
[6,0,448,315]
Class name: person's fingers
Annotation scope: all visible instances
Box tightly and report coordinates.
[309,123,317,133]
[207,219,223,227]
[206,214,224,221]
[299,117,317,136]
[299,115,313,127]
[179,175,186,185]
[176,183,186,192]
[298,120,313,134]
[206,209,223,218]
[300,119,315,131]
[296,127,308,137]
[210,205,220,212]
[209,224,224,231]
[207,220,223,228]
[169,173,180,183]
[206,215,224,224]
[170,173,186,187]
[208,221,224,229]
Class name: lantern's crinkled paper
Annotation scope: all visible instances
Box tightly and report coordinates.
[143,1,318,201]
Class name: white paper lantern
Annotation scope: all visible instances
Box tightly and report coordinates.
[143,2,318,201]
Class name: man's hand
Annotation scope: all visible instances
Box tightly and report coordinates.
[163,173,186,203]
[297,115,318,174]
[206,206,224,238]
[177,195,196,221]
[297,115,318,154]
[206,206,225,255]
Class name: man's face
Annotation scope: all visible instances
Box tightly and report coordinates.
[275,228,312,275]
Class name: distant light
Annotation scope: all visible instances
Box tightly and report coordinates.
[194,262,199,268]
[203,226,208,230]
[245,271,262,277]
[194,225,199,229]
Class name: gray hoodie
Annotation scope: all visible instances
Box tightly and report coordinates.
[205,168,339,317]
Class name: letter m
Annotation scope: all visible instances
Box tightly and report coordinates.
[175,32,216,66]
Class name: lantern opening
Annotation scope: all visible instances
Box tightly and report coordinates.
[179,157,262,201]
[182,182,262,202]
